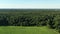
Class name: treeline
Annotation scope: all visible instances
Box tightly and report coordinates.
[0,9,60,33]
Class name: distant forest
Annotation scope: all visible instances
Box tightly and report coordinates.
[0,9,60,33]
[0,9,60,12]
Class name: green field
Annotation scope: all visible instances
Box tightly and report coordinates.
[0,26,59,34]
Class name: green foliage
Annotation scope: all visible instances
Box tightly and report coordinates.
[0,9,60,33]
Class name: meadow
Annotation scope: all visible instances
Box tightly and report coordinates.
[0,26,59,34]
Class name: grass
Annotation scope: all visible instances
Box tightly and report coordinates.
[0,26,59,34]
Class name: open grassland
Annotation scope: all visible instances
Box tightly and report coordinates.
[0,26,59,34]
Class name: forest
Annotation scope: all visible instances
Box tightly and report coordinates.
[0,9,60,33]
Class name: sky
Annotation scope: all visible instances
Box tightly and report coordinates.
[0,0,60,9]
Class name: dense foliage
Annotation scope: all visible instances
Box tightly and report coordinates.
[0,9,60,33]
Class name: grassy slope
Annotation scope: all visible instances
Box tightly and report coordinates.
[0,26,59,34]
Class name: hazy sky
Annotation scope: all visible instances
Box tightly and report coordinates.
[0,0,60,9]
